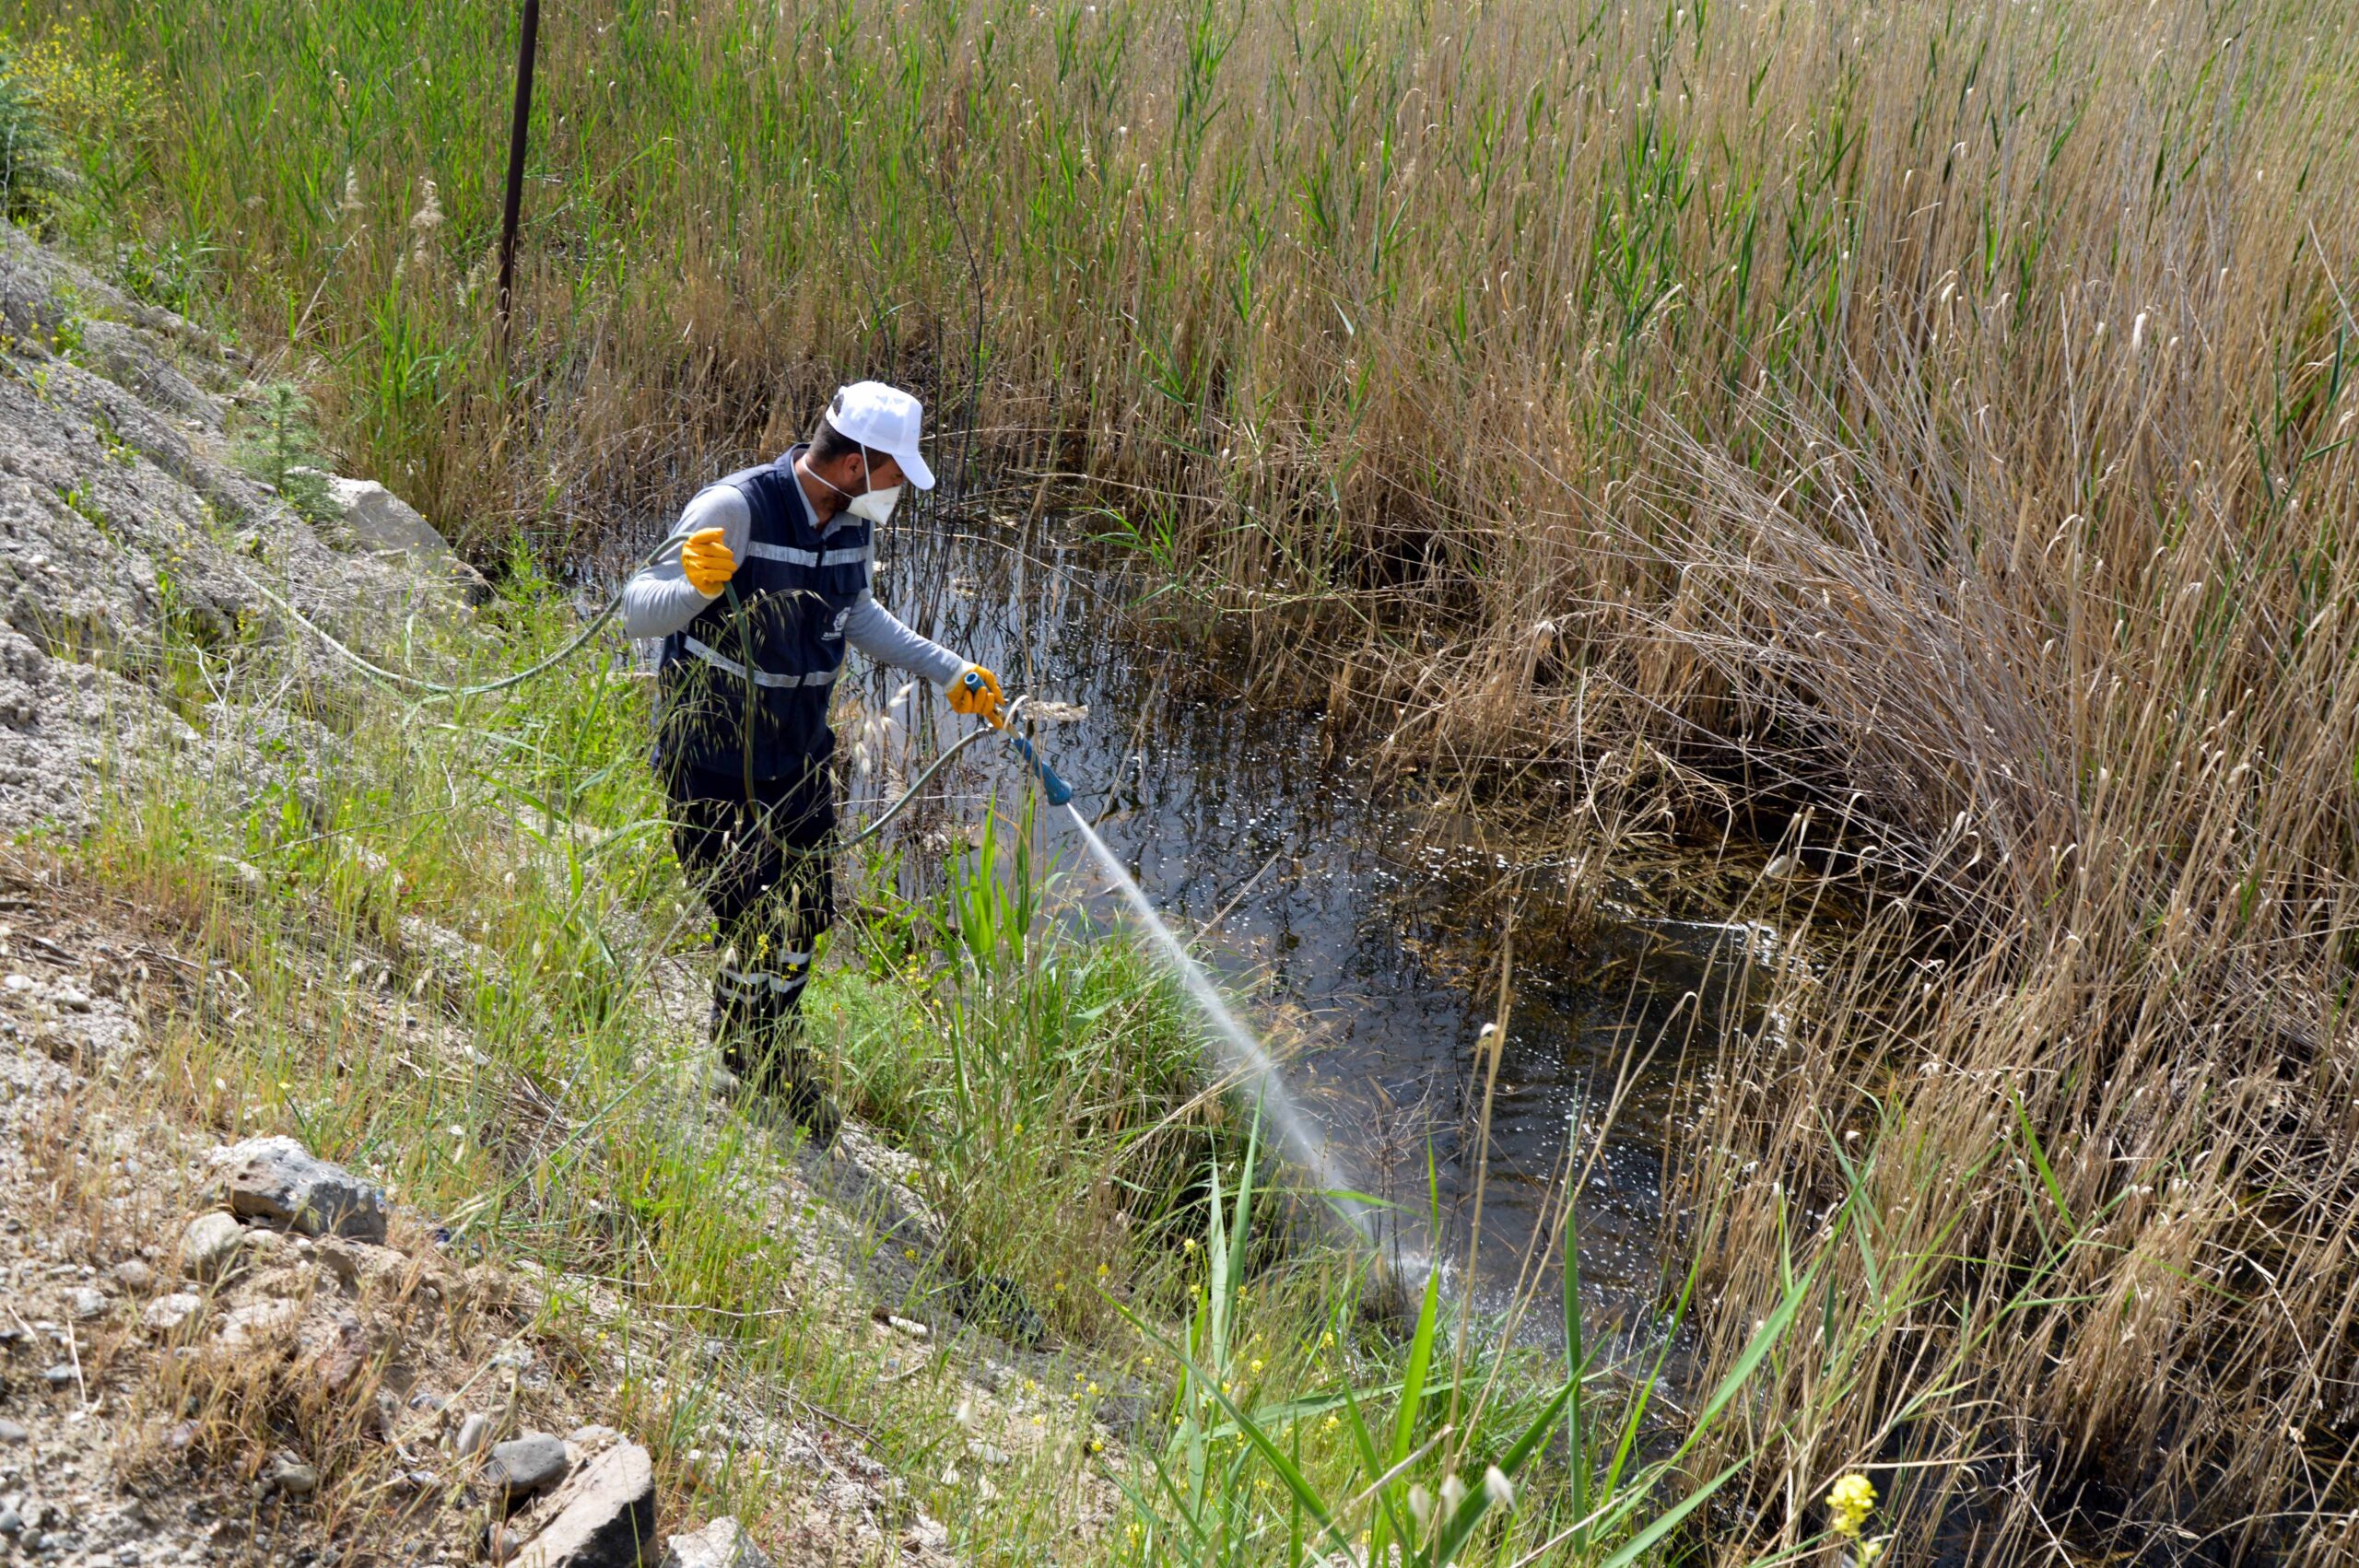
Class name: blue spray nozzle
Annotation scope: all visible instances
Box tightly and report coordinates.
[1005,728,1076,807]
[962,674,1074,804]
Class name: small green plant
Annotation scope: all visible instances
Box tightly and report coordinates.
[92,409,135,465]
[231,381,340,526]
[42,298,84,360]
[57,477,111,537]
[111,232,214,314]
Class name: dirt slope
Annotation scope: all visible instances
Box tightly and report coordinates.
[0,225,1105,1567]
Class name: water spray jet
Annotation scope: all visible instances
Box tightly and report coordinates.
[960,670,1376,1248]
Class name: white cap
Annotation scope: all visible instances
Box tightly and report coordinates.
[823,380,935,490]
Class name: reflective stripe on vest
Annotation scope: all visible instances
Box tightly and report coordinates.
[742,541,874,568]
[680,637,846,690]
[652,447,871,779]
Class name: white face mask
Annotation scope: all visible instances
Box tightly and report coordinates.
[848,482,901,525]
[816,449,902,525]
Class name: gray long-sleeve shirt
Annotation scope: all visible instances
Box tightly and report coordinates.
[620,466,966,688]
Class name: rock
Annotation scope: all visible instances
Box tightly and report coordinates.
[486,1433,571,1510]
[314,1238,362,1289]
[505,1438,656,1568]
[268,1455,319,1495]
[455,1411,489,1458]
[65,1286,108,1320]
[143,1292,203,1333]
[41,1363,75,1388]
[218,1135,388,1241]
[0,1418,26,1443]
[487,1520,527,1564]
[299,1308,370,1392]
[213,1296,302,1351]
[112,1258,154,1292]
[659,1518,770,1568]
[902,1513,950,1560]
[181,1211,247,1280]
[288,469,490,603]
[0,1505,17,1535]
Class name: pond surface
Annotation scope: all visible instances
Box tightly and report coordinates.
[836,512,1783,1338]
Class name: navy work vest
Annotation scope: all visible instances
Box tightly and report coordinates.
[656,447,874,781]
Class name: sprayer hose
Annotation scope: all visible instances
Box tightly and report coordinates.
[226,556,645,699]
[227,548,1016,849]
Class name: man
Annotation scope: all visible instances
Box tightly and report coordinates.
[622,381,1001,1146]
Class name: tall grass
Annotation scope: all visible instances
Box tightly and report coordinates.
[12,0,2359,1555]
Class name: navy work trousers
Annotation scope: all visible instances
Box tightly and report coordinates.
[665,761,836,1080]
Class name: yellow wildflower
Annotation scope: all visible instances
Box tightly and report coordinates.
[1825,1472,1878,1539]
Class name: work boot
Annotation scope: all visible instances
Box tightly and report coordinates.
[722,1035,841,1151]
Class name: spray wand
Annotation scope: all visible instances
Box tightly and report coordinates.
[959,669,1074,807]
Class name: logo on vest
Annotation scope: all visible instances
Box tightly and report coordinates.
[824,607,851,642]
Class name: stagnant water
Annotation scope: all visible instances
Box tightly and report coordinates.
[830,510,1782,1331]
[1064,803,1375,1242]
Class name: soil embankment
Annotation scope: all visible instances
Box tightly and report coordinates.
[0,222,1094,1566]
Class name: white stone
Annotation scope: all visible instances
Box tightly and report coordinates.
[213,1296,302,1352]
[143,1293,202,1333]
[659,1517,771,1568]
[180,1212,246,1281]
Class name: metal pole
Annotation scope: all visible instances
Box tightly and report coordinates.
[495,0,540,346]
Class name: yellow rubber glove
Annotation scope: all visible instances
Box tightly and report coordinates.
[681,527,738,595]
[948,663,1004,723]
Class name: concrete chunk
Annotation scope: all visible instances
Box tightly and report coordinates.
[290,469,490,602]
[508,1438,656,1568]
[219,1135,388,1241]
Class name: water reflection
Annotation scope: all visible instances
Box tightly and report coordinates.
[838,514,1778,1332]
